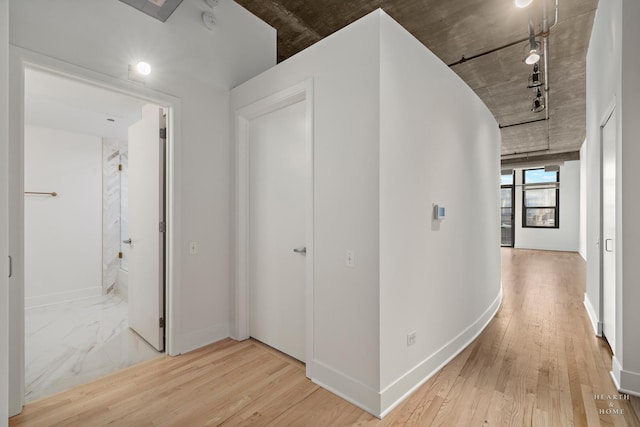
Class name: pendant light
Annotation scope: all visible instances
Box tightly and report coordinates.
[527,63,543,88]
[532,88,545,113]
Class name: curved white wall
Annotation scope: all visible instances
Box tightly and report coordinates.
[231,9,501,417]
[378,14,501,413]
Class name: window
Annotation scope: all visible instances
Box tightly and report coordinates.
[500,171,515,247]
[522,168,559,228]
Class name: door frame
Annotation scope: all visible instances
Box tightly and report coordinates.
[234,79,314,377]
[598,99,617,348]
[8,46,182,415]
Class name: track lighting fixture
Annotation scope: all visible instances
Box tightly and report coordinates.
[532,88,545,113]
[524,40,541,65]
[523,16,541,65]
[515,0,534,7]
[527,63,543,88]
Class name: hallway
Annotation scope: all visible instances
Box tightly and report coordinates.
[9,249,639,426]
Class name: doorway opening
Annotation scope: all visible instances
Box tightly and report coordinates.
[22,68,167,402]
[235,79,314,374]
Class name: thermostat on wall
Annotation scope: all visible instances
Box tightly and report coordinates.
[434,204,446,220]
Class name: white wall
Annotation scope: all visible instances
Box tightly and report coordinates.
[513,161,580,252]
[579,142,587,260]
[378,15,502,413]
[24,126,102,307]
[585,0,640,395]
[584,0,619,336]
[8,0,275,357]
[231,10,502,417]
[1,0,9,422]
[231,11,382,412]
[619,0,640,393]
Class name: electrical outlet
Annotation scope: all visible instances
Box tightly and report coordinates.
[189,241,198,255]
[345,250,355,268]
[407,331,417,347]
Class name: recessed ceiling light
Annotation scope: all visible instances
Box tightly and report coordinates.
[515,0,533,8]
[135,61,152,76]
[147,0,167,6]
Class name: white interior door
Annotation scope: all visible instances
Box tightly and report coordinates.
[602,108,616,353]
[249,100,307,362]
[127,104,165,351]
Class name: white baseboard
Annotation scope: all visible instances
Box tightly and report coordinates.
[309,284,503,419]
[611,357,640,397]
[514,244,579,252]
[25,286,102,309]
[310,360,381,417]
[379,285,503,417]
[179,322,229,354]
[583,293,602,336]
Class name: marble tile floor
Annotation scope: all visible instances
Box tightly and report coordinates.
[25,293,161,403]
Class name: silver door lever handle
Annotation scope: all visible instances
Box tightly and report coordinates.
[293,247,307,255]
[123,238,132,245]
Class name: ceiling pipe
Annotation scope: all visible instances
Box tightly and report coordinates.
[448,0,556,68]
[528,16,538,52]
[448,36,529,66]
[541,0,551,149]
[548,0,559,30]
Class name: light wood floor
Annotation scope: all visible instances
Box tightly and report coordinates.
[10,249,640,426]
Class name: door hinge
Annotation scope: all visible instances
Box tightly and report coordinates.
[160,128,167,139]
[118,163,123,171]
[159,317,165,328]
[159,221,166,233]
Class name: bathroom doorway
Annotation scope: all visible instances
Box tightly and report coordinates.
[22,68,166,402]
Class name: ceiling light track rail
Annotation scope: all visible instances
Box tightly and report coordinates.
[499,117,548,129]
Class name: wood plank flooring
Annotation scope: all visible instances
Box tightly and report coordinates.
[10,249,640,426]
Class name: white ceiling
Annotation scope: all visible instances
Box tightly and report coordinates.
[25,69,146,140]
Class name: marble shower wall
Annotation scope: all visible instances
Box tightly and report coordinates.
[103,138,128,295]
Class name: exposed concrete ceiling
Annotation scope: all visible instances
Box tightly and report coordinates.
[234,0,598,166]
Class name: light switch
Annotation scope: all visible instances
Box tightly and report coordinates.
[189,241,198,255]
